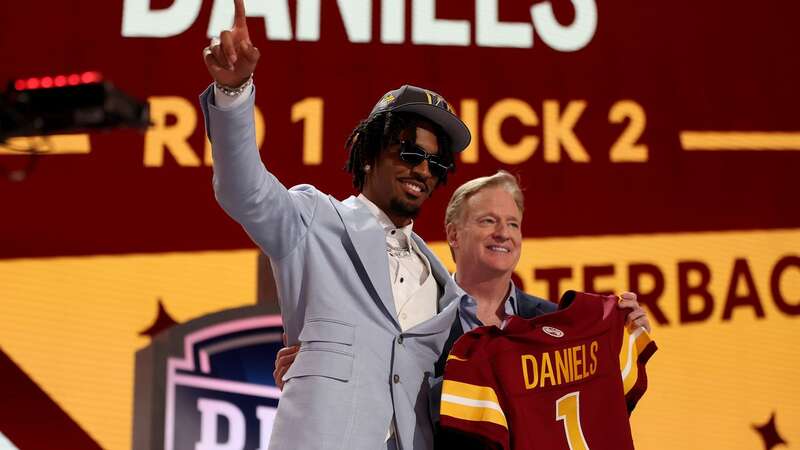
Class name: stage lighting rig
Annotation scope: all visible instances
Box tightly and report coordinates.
[0,71,149,143]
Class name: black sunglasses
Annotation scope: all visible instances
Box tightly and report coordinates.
[398,141,452,179]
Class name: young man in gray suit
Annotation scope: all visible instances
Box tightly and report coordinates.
[201,1,470,449]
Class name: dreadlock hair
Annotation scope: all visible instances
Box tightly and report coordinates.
[344,111,455,191]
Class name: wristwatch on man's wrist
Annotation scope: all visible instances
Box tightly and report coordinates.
[215,74,253,97]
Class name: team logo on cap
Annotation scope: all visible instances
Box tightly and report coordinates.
[424,90,455,114]
[542,326,564,338]
[380,93,396,106]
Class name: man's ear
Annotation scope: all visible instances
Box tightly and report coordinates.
[445,222,458,248]
[361,158,375,189]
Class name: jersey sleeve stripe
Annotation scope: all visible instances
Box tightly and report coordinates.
[441,380,507,428]
[447,354,469,362]
[440,394,508,429]
[442,380,502,404]
[620,327,653,394]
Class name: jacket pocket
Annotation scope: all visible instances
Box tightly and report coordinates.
[298,318,355,345]
[283,319,355,382]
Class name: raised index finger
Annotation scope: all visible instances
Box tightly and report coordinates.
[233,0,247,29]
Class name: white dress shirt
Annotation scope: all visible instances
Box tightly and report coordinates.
[356,194,438,331]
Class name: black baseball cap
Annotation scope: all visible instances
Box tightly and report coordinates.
[369,84,471,153]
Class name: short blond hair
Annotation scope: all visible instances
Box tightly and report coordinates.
[445,170,524,227]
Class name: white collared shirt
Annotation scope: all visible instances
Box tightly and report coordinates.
[356,194,437,331]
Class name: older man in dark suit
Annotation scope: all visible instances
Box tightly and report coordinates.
[430,170,650,447]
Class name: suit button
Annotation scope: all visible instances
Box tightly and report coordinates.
[397,336,403,345]
[393,374,400,383]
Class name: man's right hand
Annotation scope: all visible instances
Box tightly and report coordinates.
[202,0,260,88]
[273,333,299,390]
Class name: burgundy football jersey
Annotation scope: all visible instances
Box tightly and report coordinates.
[439,291,656,450]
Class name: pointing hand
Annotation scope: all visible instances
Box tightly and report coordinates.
[202,0,260,88]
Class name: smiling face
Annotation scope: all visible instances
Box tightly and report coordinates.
[361,122,441,226]
[447,186,523,278]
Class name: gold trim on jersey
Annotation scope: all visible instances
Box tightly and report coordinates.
[440,380,508,429]
[620,326,653,394]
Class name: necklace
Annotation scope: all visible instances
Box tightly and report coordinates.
[386,245,412,258]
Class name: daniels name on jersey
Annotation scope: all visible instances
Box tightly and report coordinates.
[439,290,657,450]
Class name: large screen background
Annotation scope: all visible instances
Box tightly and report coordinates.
[1,1,798,448]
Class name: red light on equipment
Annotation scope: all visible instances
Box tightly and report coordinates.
[80,71,102,83]
[12,71,104,91]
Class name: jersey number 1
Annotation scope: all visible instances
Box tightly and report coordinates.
[556,391,590,450]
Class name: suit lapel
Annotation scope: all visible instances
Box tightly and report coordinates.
[435,316,463,377]
[332,196,399,329]
[390,233,459,336]
[516,288,537,318]
[411,233,459,312]
[515,287,556,318]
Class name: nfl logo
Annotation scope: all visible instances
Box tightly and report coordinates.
[133,306,284,450]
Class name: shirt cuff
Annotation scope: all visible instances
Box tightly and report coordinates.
[213,83,254,110]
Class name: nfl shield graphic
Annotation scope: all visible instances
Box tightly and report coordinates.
[133,306,284,450]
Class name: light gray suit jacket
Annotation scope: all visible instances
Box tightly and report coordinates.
[200,86,459,450]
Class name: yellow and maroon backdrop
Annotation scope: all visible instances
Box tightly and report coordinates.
[2,0,799,449]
